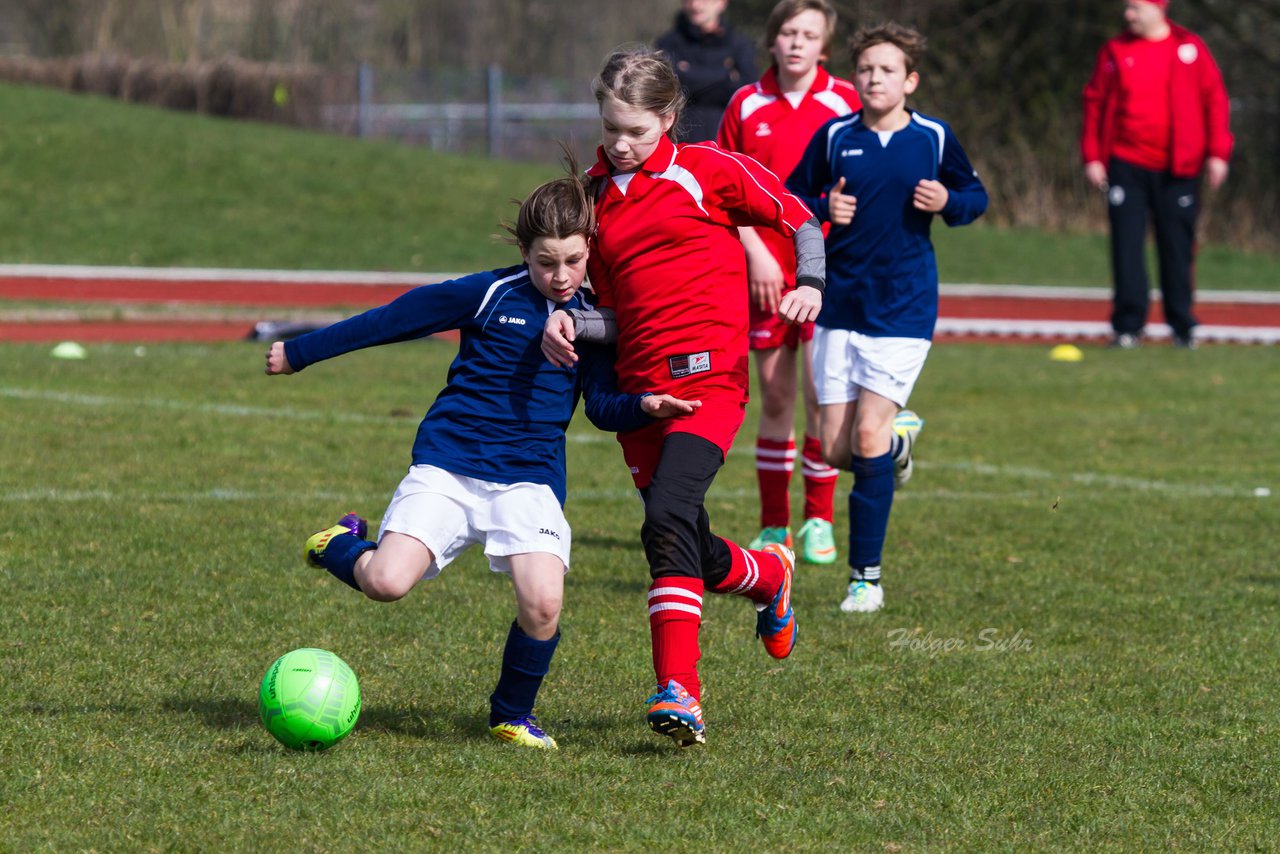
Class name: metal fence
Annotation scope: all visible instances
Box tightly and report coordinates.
[322,63,600,163]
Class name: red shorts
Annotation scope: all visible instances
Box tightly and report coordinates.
[617,395,746,489]
[748,297,815,351]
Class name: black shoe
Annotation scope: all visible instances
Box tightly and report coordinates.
[1110,333,1141,349]
[1172,333,1198,350]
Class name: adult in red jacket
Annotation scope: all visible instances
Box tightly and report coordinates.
[1081,0,1233,349]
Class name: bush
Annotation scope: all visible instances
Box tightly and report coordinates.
[0,52,321,128]
[69,53,129,97]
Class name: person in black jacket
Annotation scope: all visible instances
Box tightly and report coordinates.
[655,0,758,141]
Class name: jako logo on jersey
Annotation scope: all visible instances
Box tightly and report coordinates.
[668,351,712,379]
[841,148,864,157]
[755,122,772,137]
[539,527,560,540]
[499,315,527,326]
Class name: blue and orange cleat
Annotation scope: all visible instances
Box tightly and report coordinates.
[756,543,797,659]
[490,715,558,749]
[645,680,706,747]
[304,512,368,568]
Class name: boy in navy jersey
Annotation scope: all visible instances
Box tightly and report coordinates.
[787,23,987,613]
[264,172,699,749]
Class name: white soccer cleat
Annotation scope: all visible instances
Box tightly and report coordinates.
[891,410,923,486]
[840,580,884,613]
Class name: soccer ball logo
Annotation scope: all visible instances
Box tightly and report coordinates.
[258,648,361,750]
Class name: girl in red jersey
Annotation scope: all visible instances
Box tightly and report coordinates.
[543,47,825,748]
[717,0,860,565]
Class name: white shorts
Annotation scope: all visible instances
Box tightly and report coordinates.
[377,465,571,578]
[811,326,932,407]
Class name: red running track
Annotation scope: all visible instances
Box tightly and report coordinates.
[937,294,1280,327]
[4,269,1279,343]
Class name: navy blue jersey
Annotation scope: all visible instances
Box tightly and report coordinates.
[787,110,988,339]
[283,264,651,505]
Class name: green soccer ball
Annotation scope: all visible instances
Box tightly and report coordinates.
[258,647,361,751]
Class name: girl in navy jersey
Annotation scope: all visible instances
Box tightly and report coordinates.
[264,169,699,750]
[717,0,860,566]
[543,46,826,748]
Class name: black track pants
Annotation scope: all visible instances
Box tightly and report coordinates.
[1107,157,1200,338]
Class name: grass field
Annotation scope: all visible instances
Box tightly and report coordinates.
[3,338,1277,850]
[2,81,1280,289]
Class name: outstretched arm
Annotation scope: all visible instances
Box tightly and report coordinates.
[640,394,702,418]
[277,276,484,373]
[265,341,294,375]
[579,343,698,433]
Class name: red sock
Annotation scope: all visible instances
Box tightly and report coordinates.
[648,577,703,700]
[707,537,783,605]
[802,434,838,522]
[756,437,794,528]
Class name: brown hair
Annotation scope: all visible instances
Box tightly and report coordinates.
[504,149,594,251]
[849,22,927,74]
[764,0,838,59]
[591,46,685,141]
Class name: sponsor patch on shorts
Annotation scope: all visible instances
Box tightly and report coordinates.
[668,351,711,379]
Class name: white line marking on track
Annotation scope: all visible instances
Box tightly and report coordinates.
[4,265,1277,302]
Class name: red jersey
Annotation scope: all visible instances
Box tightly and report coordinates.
[1081,22,1233,177]
[717,66,860,277]
[586,135,815,406]
[1108,35,1175,171]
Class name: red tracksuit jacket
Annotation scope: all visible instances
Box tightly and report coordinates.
[1081,22,1233,178]
[585,135,814,409]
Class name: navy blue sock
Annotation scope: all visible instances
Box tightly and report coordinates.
[318,532,376,591]
[489,621,560,727]
[849,451,895,576]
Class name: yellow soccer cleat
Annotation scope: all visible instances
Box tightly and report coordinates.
[490,715,558,749]
[304,513,367,568]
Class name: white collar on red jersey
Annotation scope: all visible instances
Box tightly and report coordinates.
[588,134,679,178]
[758,64,833,99]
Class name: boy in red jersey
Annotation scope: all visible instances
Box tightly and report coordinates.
[717,0,860,565]
[543,47,825,748]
